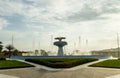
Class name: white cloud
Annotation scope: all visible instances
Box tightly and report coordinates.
[0,18,9,30]
[0,0,26,16]
[0,0,120,21]
[0,0,120,51]
[54,0,120,22]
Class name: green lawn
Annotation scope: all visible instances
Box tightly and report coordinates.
[89,59,120,68]
[0,60,34,69]
[25,58,98,68]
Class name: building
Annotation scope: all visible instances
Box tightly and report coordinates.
[91,48,119,57]
[18,52,30,56]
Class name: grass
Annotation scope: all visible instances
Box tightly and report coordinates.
[89,59,120,68]
[25,58,98,68]
[0,60,34,69]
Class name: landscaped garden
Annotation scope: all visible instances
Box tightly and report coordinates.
[25,58,98,68]
[89,59,120,68]
[0,59,34,69]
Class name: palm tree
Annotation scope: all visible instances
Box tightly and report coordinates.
[0,41,3,53]
[40,49,48,56]
[35,49,39,56]
[5,44,15,58]
[2,50,9,58]
[12,49,19,56]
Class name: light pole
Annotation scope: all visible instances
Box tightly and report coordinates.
[117,33,120,58]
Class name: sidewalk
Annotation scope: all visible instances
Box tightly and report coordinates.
[0,74,19,78]
[18,59,107,71]
[106,74,120,78]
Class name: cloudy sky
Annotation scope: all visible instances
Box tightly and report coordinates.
[0,0,120,53]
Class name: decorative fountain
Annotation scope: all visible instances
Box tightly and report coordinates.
[54,37,67,56]
[10,37,112,60]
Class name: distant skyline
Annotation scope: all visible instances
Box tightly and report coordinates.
[0,0,120,52]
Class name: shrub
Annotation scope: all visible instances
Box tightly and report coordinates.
[25,58,98,68]
[0,58,6,60]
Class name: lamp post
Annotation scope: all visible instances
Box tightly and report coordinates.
[117,33,120,58]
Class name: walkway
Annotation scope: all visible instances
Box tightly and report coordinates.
[0,74,19,78]
[18,58,107,71]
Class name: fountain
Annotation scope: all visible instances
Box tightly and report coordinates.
[10,37,112,60]
[54,37,67,56]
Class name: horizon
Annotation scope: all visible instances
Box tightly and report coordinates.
[0,0,120,53]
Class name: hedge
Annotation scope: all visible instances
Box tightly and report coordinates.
[25,58,98,68]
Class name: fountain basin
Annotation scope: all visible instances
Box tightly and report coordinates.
[10,55,112,60]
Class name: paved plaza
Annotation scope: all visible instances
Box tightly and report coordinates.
[0,59,120,78]
[0,67,120,78]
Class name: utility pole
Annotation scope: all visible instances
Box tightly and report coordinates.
[117,33,120,58]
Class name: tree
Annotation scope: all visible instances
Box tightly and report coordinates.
[35,49,39,56]
[40,49,48,56]
[2,50,9,57]
[12,49,19,56]
[0,41,3,52]
[5,44,15,58]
